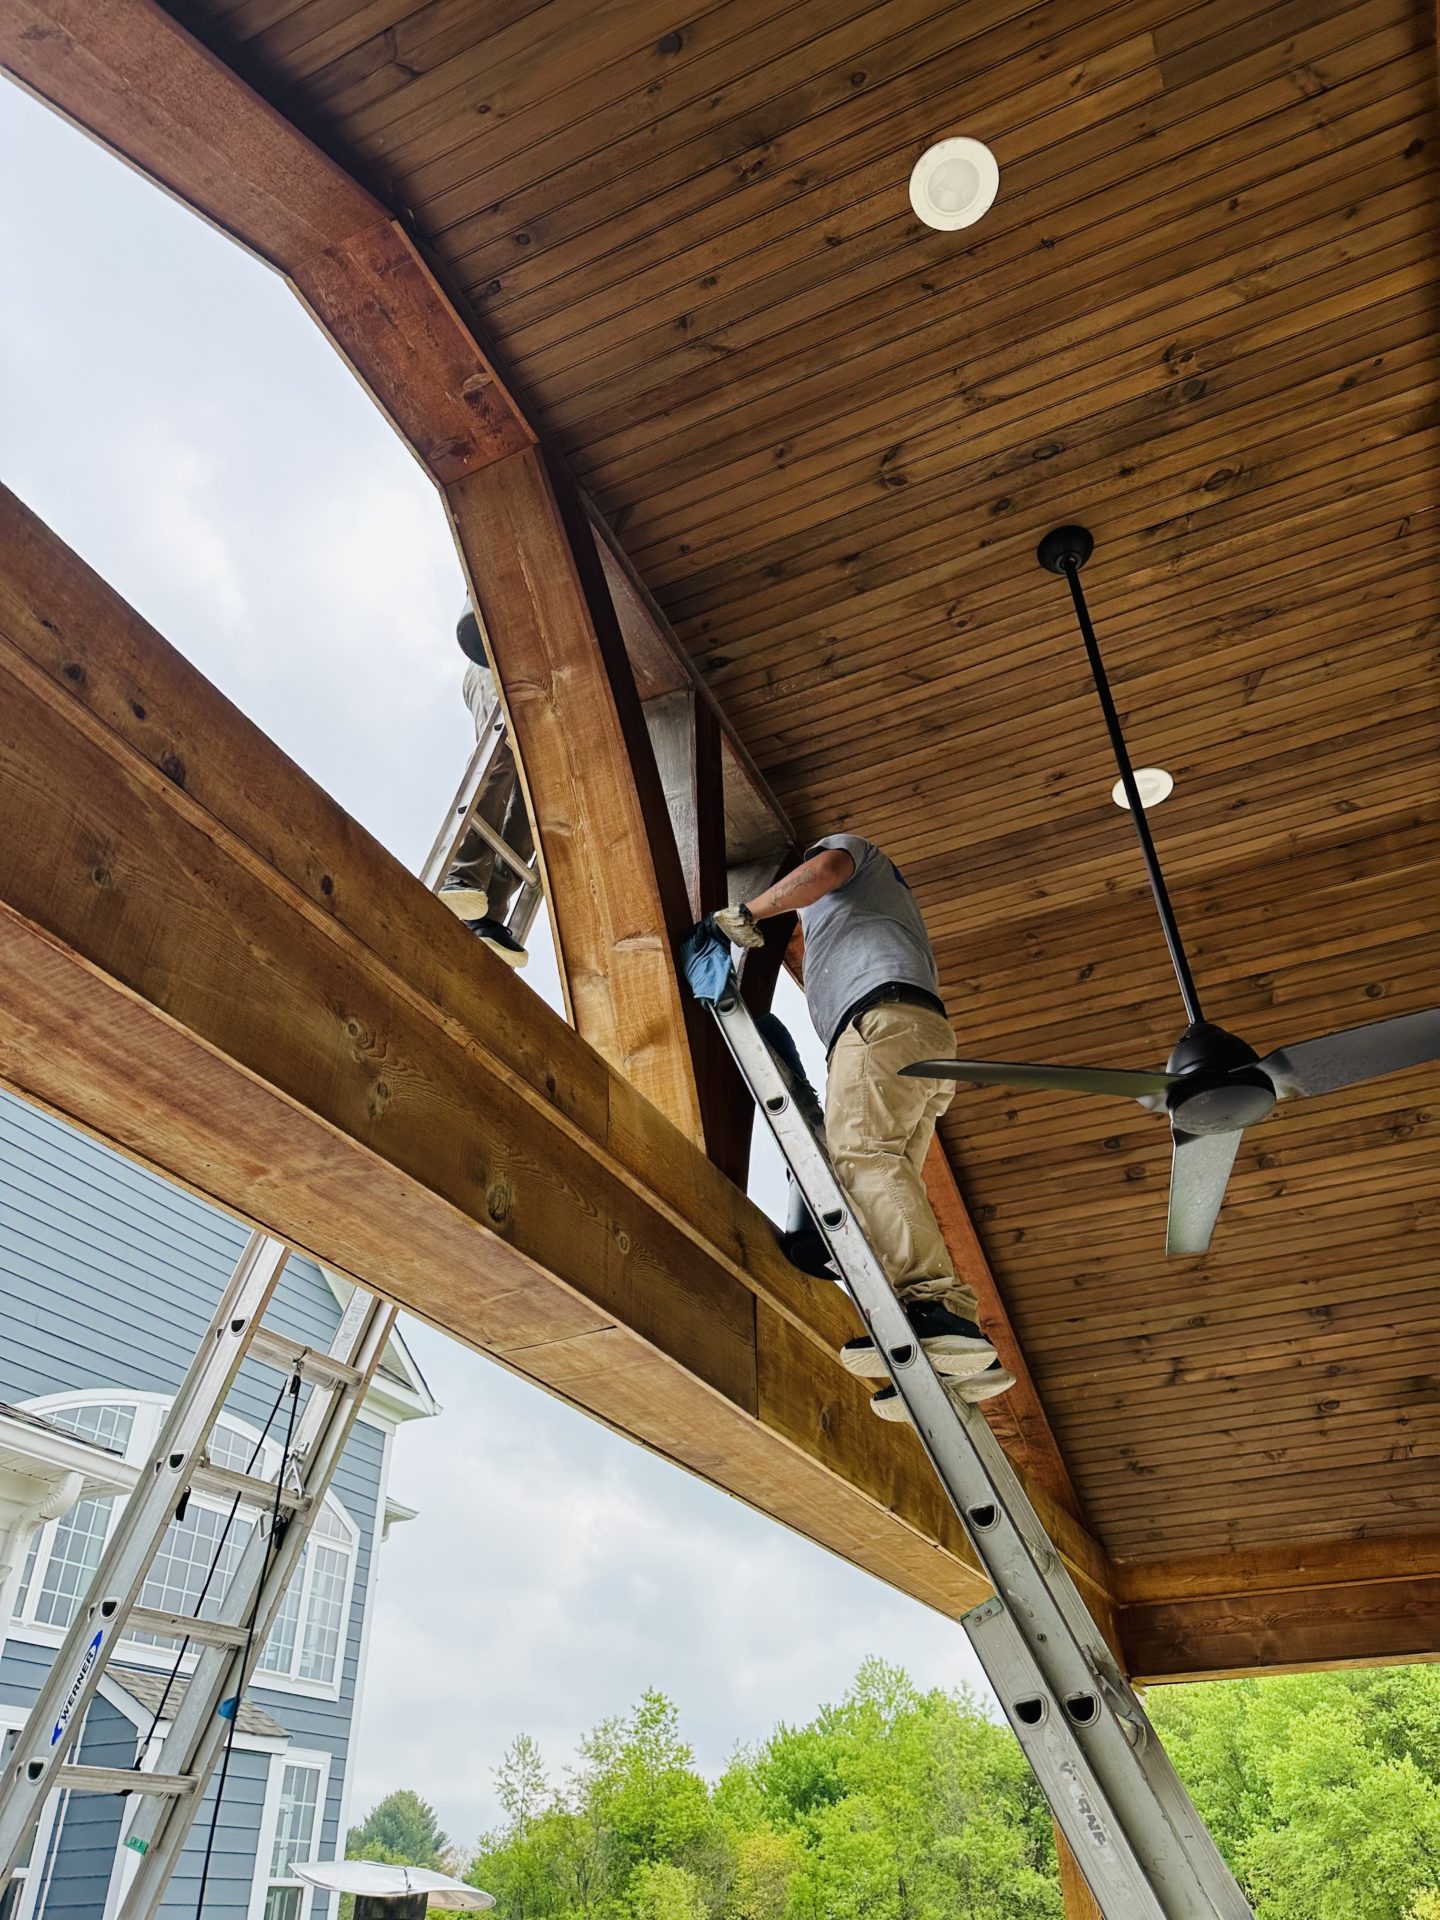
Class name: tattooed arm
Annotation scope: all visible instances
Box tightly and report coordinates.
[745,847,856,920]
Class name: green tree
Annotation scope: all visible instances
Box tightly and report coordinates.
[1149,1668,1440,1920]
[347,1787,451,1868]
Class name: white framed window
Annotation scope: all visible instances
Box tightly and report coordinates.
[253,1750,331,1920]
[9,1393,357,1696]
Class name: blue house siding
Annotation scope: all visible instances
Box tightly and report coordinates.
[38,1700,133,1920]
[0,1087,405,1920]
[159,1749,274,1920]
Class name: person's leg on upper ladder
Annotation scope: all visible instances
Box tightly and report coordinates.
[825,1002,1010,1412]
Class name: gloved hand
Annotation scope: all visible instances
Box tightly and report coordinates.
[711,903,764,951]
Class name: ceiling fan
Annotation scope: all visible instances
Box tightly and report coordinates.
[901,524,1440,1256]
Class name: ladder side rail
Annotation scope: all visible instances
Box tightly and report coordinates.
[0,1234,290,1886]
[964,1599,1168,1919]
[709,992,1253,1920]
[420,702,536,895]
[116,1292,397,1920]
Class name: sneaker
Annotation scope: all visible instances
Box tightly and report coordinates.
[471,918,528,968]
[952,1361,1017,1404]
[841,1299,995,1381]
[440,879,490,921]
[869,1363,1017,1423]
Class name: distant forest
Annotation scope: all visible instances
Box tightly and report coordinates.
[347,1660,1440,1920]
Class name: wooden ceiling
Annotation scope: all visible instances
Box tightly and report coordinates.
[180,0,1438,1565]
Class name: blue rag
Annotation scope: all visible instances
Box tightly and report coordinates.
[680,924,736,1005]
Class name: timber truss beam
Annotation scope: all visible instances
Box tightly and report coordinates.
[0,485,1109,1635]
[0,0,771,1165]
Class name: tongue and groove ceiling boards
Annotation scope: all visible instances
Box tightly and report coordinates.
[180,0,1439,1573]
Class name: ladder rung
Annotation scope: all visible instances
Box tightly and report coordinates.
[125,1606,249,1649]
[247,1326,364,1388]
[57,1766,198,1798]
[190,1462,311,1514]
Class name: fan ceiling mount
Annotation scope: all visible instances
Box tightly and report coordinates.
[901,524,1440,1256]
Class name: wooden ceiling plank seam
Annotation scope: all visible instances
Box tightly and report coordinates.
[453,0,1181,331]
[465,0,1361,346]
[795,649,1440,862]
[580,166,1431,526]
[517,8,1416,415]
[416,0,945,245]
[253,0,551,74]
[699,414,1436,683]
[709,520,1438,717]
[801,689,1440,888]
[1116,1531,1440,1601]
[656,218,1440,637]
[723,400,1438,761]
[552,33,1436,510]
[640,244,1433,599]
[752,617,1438,824]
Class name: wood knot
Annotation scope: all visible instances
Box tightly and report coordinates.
[62,661,85,684]
[158,751,187,788]
[486,1179,512,1224]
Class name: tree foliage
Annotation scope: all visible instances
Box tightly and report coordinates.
[347,1787,451,1869]
[466,1662,1060,1920]
[1148,1667,1440,1919]
[362,1661,1440,1920]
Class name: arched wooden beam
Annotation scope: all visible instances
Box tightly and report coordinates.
[0,0,729,1149]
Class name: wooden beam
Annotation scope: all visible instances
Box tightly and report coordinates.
[922,1139,1088,1525]
[0,0,717,1152]
[448,445,708,1143]
[1118,1533,1440,1681]
[0,485,1113,1639]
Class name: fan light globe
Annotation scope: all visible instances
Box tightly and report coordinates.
[909,138,999,231]
[1112,767,1174,811]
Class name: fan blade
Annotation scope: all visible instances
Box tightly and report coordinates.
[900,1058,1173,1100]
[1259,1007,1440,1099]
[1166,1128,1243,1256]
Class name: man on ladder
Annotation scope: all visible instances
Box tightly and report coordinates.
[439,600,532,967]
[699,834,1014,1418]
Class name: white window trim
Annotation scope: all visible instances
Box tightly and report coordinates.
[0,1704,78,1920]
[249,1747,332,1920]
[10,1394,358,1702]
[100,1722,289,1920]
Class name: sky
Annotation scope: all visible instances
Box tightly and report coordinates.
[0,79,994,1854]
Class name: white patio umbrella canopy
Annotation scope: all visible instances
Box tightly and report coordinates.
[294,1861,495,1908]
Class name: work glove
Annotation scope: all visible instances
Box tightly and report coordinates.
[711,903,764,951]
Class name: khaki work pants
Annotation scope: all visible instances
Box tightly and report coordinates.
[825,1002,979,1320]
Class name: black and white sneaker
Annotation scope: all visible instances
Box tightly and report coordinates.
[439,878,490,921]
[471,918,528,968]
[841,1299,995,1381]
[870,1362,1017,1423]
[953,1361,1017,1404]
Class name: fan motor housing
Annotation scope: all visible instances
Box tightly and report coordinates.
[1165,1023,1277,1133]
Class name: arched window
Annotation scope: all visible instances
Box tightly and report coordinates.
[10,1393,357,1694]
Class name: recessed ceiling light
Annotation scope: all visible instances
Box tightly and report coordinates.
[909,137,1000,231]
[1112,767,1174,811]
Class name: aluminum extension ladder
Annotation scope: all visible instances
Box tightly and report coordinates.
[706,982,1256,1920]
[0,700,537,1919]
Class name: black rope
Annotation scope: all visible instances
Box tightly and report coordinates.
[193,1370,303,1918]
[134,1370,294,1771]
